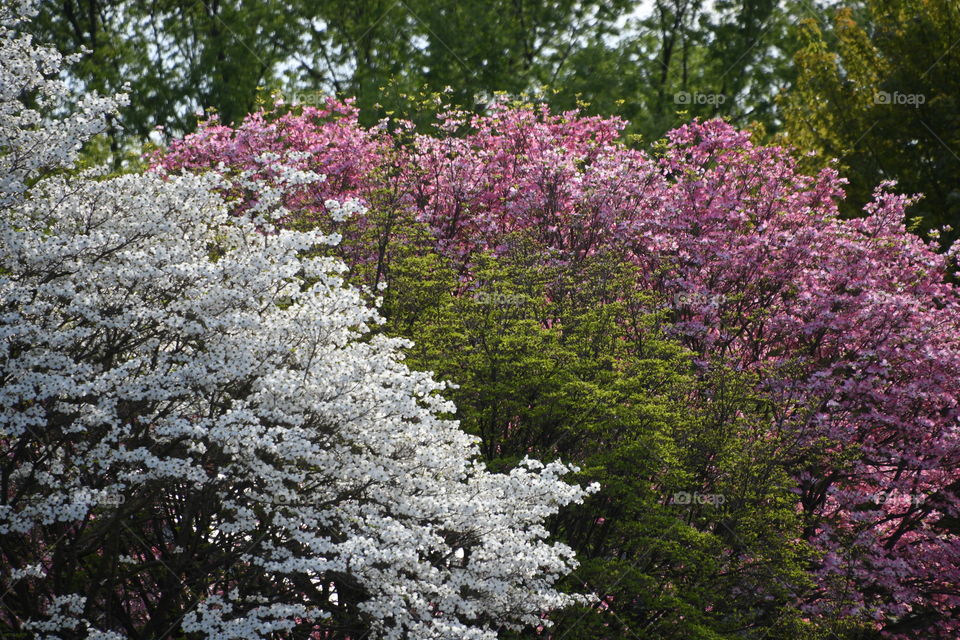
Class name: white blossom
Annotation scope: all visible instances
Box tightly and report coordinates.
[0,4,594,639]
[324,197,365,222]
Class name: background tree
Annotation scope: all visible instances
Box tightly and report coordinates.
[284,0,633,126]
[28,0,632,140]
[31,0,805,146]
[778,0,960,240]
[549,0,804,142]
[30,0,298,139]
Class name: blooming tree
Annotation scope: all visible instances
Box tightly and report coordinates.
[0,6,595,639]
[402,107,960,638]
[405,107,960,639]
[161,99,960,637]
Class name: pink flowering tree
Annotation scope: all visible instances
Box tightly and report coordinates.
[158,98,960,637]
[404,106,960,638]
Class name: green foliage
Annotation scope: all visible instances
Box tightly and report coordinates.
[549,0,806,142]
[365,226,845,638]
[31,0,299,138]
[779,0,960,240]
[32,0,806,145]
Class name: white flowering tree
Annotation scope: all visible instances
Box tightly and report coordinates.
[0,5,594,639]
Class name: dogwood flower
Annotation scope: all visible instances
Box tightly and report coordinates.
[0,5,594,638]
